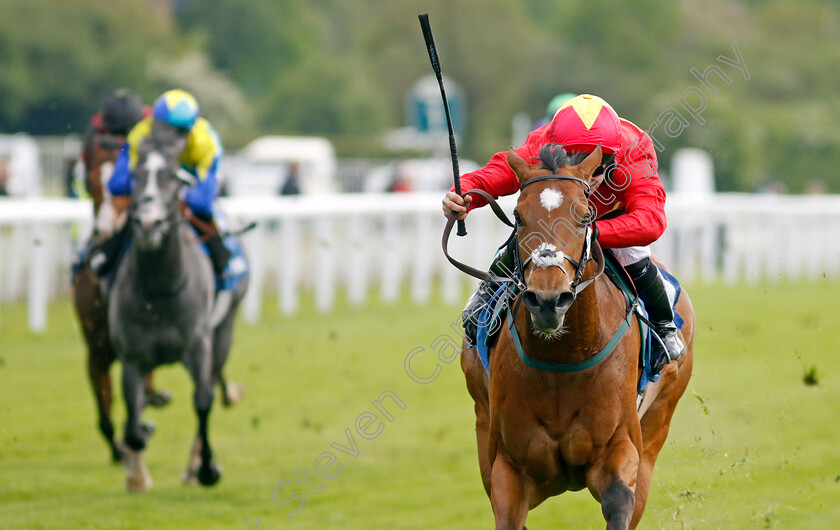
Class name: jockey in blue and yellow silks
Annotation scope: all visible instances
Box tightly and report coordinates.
[110,89,222,220]
[93,89,232,277]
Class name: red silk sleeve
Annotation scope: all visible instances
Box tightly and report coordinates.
[594,123,667,248]
[451,124,551,209]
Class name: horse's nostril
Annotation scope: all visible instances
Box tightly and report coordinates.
[556,291,575,312]
[523,289,575,313]
[522,290,541,311]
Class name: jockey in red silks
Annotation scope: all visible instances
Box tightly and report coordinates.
[442,93,684,367]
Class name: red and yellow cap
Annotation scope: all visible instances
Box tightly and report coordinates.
[548,94,621,154]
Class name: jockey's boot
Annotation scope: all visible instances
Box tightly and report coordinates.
[89,222,130,278]
[192,211,232,277]
[626,258,685,372]
[205,231,232,276]
[461,247,515,346]
[462,281,497,346]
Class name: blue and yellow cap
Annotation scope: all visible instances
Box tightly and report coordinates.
[153,89,200,130]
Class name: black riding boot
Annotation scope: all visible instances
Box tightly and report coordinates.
[193,212,232,276]
[626,257,685,373]
[204,231,232,276]
[462,247,515,345]
[89,222,131,278]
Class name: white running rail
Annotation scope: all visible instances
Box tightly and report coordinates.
[2,192,840,332]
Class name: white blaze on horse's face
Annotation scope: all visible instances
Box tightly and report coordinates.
[539,188,564,213]
[143,152,166,199]
[135,151,170,250]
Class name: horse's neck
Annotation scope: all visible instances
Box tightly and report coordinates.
[134,224,188,295]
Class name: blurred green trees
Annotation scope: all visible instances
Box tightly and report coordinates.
[0,0,837,192]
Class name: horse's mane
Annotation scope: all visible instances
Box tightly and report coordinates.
[538,144,589,173]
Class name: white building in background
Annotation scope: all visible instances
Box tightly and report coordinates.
[221,136,337,196]
[0,134,43,196]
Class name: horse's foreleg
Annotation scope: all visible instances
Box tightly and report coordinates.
[489,453,531,530]
[122,360,153,492]
[601,478,636,530]
[588,438,640,530]
[186,338,221,487]
[87,350,123,462]
[75,269,124,462]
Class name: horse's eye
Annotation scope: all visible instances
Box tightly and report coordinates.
[513,211,523,226]
[578,207,594,227]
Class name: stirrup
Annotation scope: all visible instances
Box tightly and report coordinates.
[659,329,685,362]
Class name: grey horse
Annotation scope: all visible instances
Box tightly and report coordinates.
[109,122,248,492]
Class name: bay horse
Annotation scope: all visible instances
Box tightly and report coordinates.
[72,134,171,463]
[458,146,694,529]
[109,122,248,491]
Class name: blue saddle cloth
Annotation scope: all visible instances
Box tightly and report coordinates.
[202,232,249,292]
[472,261,683,393]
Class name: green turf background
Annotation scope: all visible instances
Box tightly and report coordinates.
[1,280,839,529]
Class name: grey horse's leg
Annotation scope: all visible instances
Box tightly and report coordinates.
[185,337,221,486]
[122,361,151,450]
[122,360,153,491]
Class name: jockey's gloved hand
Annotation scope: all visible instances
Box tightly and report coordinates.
[591,221,600,243]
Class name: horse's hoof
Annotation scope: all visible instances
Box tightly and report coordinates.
[125,450,153,492]
[146,389,172,408]
[182,469,199,486]
[222,382,246,407]
[111,440,128,464]
[126,473,153,493]
[197,461,221,486]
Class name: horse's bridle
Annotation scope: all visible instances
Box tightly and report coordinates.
[129,167,197,231]
[442,173,605,298]
[516,174,603,297]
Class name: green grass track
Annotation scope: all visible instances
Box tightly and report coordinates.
[1,281,839,528]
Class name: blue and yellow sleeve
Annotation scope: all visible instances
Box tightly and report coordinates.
[108,117,153,197]
[182,118,223,216]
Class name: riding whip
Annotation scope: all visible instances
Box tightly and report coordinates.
[418,13,467,237]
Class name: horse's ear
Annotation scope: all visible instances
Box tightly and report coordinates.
[507,148,530,184]
[577,144,603,180]
[590,173,605,191]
